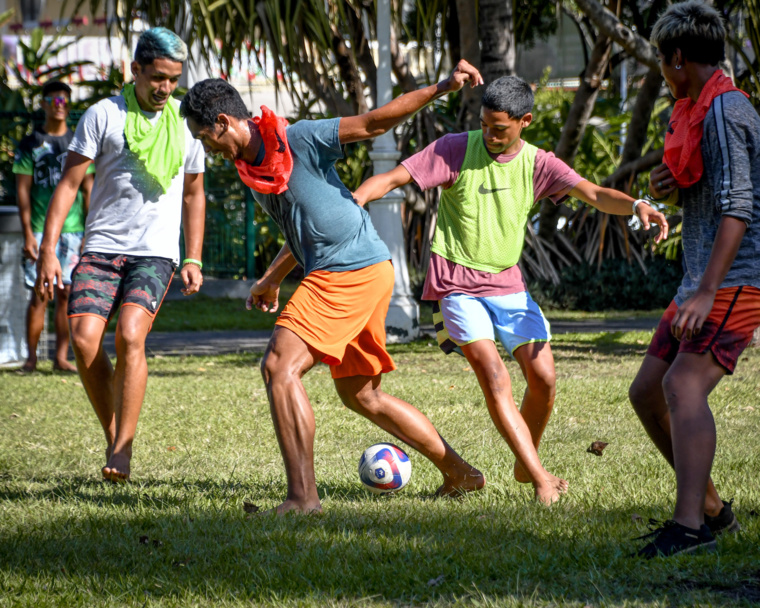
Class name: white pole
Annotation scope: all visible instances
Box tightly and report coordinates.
[368,0,420,343]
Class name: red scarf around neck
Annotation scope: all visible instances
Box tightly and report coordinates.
[235,106,293,194]
[664,70,748,188]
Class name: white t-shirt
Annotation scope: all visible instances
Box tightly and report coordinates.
[69,95,205,263]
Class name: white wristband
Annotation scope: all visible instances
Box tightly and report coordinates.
[632,199,648,217]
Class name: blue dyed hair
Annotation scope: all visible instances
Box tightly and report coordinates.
[134,27,188,65]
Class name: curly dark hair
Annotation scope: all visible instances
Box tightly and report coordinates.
[180,79,250,128]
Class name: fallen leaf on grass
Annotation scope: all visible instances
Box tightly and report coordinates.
[9,413,19,419]
[587,441,609,456]
[462,367,472,372]
[743,406,755,412]
[428,575,445,587]
[73,381,82,387]
[197,367,206,372]
[167,446,177,451]
[631,513,643,522]
[60,379,67,384]
[243,501,260,514]
[449,385,456,390]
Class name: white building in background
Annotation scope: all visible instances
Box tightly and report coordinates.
[0,0,294,115]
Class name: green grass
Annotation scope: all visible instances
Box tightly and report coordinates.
[2,331,760,606]
[103,282,662,333]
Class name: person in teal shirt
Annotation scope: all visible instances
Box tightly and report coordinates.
[13,81,94,372]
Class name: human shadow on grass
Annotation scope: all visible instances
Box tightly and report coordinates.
[2,478,759,606]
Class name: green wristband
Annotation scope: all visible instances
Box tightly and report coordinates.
[182,258,203,269]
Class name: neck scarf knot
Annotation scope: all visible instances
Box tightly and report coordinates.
[664,71,748,189]
[235,106,292,195]
[122,83,185,194]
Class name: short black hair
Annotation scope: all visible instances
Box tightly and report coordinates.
[180,79,251,128]
[481,76,534,118]
[41,81,71,98]
[651,1,726,66]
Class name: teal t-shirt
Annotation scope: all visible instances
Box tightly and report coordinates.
[250,118,390,275]
[12,128,94,233]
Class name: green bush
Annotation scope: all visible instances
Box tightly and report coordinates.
[530,255,683,311]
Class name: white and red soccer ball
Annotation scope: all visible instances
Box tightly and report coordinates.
[358,443,412,494]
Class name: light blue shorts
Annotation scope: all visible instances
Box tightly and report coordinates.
[23,231,83,289]
[433,291,551,358]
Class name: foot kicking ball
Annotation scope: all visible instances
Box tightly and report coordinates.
[358,443,411,494]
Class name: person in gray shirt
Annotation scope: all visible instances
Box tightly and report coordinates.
[629,0,760,558]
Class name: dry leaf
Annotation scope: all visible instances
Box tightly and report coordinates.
[449,385,455,390]
[587,441,609,456]
[243,501,260,514]
[60,379,67,384]
[73,382,83,387]
[167,446,177,452]
[743,406,755,412]
[462,367,472,372]
[197,367,206,372]
[9,413,19,419]
[427,575,445,587]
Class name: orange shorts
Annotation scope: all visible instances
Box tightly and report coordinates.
[647,286,760,374]
[275,260,397,379]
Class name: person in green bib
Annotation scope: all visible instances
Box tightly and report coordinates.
[354,75,669,504]
[35,28,206,482]
[14,81,95,373]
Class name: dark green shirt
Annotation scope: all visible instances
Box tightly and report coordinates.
[12,128,93,233]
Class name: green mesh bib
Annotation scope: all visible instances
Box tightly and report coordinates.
[431,131,537,273]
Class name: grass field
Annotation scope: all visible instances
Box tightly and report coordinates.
[2,330,759,607]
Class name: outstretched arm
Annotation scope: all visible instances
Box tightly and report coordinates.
[338,59,483,145]
[569,179,669,242]
[353,165,414,207]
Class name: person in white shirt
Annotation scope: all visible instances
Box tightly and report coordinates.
[36,27,206,482]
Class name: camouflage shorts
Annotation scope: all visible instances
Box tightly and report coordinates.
[68,252,175,320]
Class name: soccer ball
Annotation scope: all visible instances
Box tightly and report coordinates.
[358,443,412,494]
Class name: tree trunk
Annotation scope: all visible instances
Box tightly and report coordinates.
[538,33,612,240]
[455,0,482,130]
[607,66,664,193]
[479,0,516,86]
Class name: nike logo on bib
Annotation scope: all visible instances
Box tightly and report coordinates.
[478,184,510,194]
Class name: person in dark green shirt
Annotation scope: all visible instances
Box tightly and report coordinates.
[13,81,94,372]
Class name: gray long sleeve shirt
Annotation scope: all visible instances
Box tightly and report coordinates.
[676,91,760,304]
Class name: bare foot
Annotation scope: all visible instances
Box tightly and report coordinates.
[514,460,531,484]
[257,499,323,517]
[533,475,568,505]
[53,360,78,373]
[19,358,37,373]
[435,465,486,498]
[102,450,131,483]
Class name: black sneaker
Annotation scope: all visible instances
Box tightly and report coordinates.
[634,519,716,559]
[704,499,741,536]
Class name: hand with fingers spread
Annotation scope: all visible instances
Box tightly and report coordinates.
[649,163,677,201]
[635,201,670,243]
[671,290,715,341]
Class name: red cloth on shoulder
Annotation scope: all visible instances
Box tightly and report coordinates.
[235,106,293,194]
[664,71,748,188]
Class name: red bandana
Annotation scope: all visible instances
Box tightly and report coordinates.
[664,71,748,189]
[235,106,293,194]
